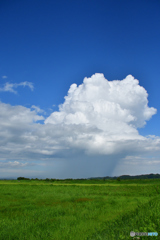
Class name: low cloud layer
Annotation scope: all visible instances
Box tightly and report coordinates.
[0,74,160,179]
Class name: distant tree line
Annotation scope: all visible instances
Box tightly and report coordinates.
[17,177,83,181]
[17,173,160,181]
[17,177,30,180]
[89,173,160,180]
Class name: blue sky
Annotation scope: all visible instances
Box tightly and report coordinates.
[0,0,160,179]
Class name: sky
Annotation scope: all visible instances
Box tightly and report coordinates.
[0,0,160,179]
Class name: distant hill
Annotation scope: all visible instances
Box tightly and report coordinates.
[88,173,160,180]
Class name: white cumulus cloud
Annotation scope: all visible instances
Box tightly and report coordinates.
[0,73,159,179]
[45,74,157,148]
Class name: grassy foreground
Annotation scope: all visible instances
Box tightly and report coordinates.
[0,179,160,240]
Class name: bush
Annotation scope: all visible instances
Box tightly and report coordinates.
[17,177,30,180]
[45,178,50,181]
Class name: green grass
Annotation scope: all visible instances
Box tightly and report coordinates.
[0,179,160,239]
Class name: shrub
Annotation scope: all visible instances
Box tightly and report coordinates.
[17,177,30,180]
[45,178,50,181]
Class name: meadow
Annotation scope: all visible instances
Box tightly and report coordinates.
[0,178,160,240]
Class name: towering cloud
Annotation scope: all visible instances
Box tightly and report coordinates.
[0,74,159,179]
[44,74,157,155]
[45,74,156,128]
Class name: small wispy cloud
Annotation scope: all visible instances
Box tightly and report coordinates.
[31,105,45,114]
[0,81,34,94]
[18,81,34,91]
[2,76,7,79]
[0,82,17,93]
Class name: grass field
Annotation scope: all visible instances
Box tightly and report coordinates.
[0,179,160,240]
